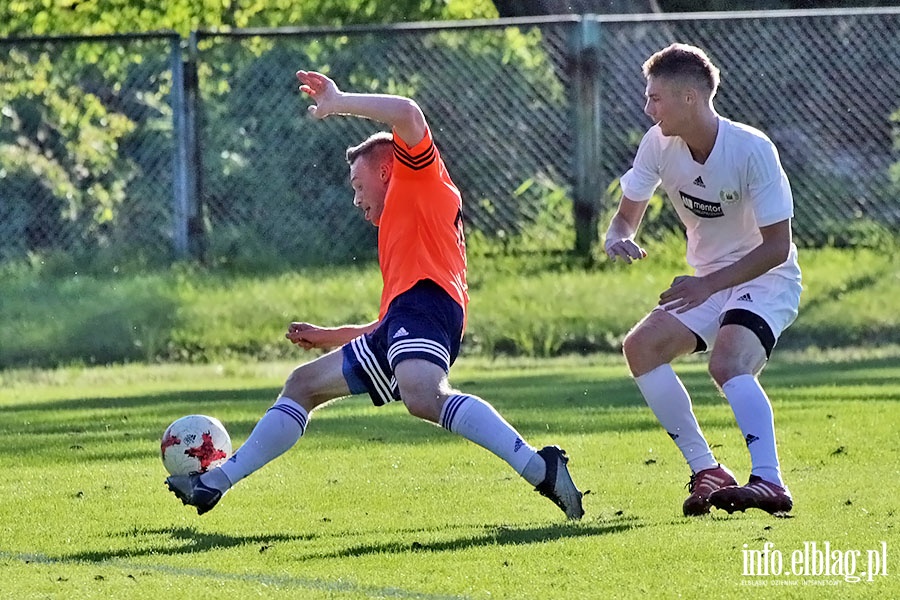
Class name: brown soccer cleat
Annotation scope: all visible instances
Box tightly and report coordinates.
[709,475,793,516]
[682,464,738,516]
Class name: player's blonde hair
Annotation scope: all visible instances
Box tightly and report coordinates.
[346,132,393,166]
[643,43,720,98]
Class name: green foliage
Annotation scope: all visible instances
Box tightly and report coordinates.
[467,174,575,258]
[0,36,177,263]
[890,106,900,210]
[0,2,498,267]
[0,1,497,37]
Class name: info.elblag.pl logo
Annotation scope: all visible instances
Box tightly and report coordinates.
[741,541,889,585]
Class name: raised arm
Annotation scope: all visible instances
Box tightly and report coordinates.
[296,70,427,147]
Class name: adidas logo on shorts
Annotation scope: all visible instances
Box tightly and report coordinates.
[737,293,753,302]
[392,327,410,339]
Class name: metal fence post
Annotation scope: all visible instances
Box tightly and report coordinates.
[184,32,206,262]
[571,16,603,256]
[171,36,189,258]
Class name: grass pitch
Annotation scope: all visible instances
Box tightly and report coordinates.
[1,349,898,599]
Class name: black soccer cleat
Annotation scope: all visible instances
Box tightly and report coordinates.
[534,445,585,520]
[166,473,225,515]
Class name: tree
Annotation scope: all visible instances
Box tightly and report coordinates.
[0,1,497,264]
[492,0,899,15]
[493,1,661,16]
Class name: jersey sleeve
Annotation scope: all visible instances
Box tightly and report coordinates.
[392,125,438,179]
[619,127,662,202]
[747,142,794,227]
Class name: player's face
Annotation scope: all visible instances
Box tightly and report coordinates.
[644,76,690,137]
[349,156,390,226]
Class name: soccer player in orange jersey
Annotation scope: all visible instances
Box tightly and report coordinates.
[166,71,584,520]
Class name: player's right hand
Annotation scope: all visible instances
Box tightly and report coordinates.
[296,70,340,119]
[605,238,647,264]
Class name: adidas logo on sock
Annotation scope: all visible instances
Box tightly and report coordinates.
[745,433,760,446]
[693,176,705,188]
[737,293,752,302]
[392,327,410,339]
[514,437,524,452]
[668,431,680,441]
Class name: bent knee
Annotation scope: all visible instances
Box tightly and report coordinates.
[623,327,677,376]
[403,396,436,421]
[399,387,443,422]
[621,328,647,364]
[708,353,760,386]
[622,313,698,376]
[282,366,326,408]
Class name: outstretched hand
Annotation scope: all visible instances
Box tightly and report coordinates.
[286,321,334,350]
[296,70,340,119]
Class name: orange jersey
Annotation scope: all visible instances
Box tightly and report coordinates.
[377,126,468,322]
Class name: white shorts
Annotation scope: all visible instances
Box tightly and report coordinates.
[657,271,802,354]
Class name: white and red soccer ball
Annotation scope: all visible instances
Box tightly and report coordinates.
[160,414,232,476]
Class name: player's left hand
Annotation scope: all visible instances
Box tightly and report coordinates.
[286,321,331,350]
[658,275,713,313]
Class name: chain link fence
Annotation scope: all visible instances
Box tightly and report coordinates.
[1,9,898,269]
[0,33,180,265]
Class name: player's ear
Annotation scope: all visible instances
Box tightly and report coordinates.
[684,86,696,105]
[380,160,392,182]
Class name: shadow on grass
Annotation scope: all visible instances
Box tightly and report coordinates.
[59,526,315,563]
[298,519,641,561]
[56,519,639,564]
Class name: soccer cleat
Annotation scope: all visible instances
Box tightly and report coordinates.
[709,475,793,515]
[166,473,225,515]
[682,464,738,516]
[534,446,585,520]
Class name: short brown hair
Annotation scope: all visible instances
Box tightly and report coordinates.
[346,131,393,165]
[643,43,720,97]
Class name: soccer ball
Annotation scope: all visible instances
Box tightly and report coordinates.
[160,414,232,476]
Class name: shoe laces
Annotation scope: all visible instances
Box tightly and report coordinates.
[685,471,702,493]
[685,468,721,494]
[685,473,696,492]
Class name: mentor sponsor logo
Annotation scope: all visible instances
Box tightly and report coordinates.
[740,541,888,585]
[680,191,723,218]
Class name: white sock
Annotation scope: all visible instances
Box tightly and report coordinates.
[635,364,718,473]
[439,394,543,485]
[209,396,309,490]
[722,374,784,487]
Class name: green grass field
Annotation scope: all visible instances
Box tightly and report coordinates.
[1,349,897,599]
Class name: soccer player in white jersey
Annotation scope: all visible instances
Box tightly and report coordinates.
[604,43,802,516]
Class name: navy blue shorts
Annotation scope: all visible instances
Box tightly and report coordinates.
[341,279,464,406]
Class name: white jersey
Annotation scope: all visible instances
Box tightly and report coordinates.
[620,117,801,281]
